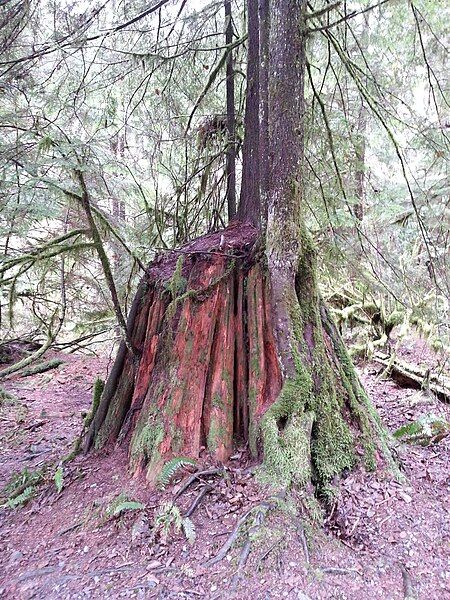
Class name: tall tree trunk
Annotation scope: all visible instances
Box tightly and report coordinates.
[259,0,270,229]
[354,103,366,222]
[237,0,260,226]
[260,0,390,487]
[353,10,370,222]
[266,0,306,377]
[224,0,237,221]
[110,131,128,336]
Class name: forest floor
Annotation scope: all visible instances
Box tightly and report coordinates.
[0,336,449,600]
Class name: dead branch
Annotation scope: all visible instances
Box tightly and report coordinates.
[20,358,64,377]
[184,484,212,518]
[173,468,223,501]
[204,501,271,567]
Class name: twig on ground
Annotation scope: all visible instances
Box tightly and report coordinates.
[320,566,362,576]
[297,521,310,564]
[400,563,417,599]
[184,484,212,517]
[58,521,83,536]
[258,535,285,564]
[23,420,47,431]
[212,530,232,538]
[174,468,223,500]
[204,500,271,567]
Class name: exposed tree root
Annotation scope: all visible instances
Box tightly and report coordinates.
[184,485,212,518]
[204,500,272,567]
[296,521,310,565]
[174,468,224,501]
[230,538,252,592]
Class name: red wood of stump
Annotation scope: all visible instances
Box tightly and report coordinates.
[94,223,282,477]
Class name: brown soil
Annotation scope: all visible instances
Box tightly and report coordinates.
[0,337,449,600]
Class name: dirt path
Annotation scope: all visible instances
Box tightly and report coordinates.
[0,345,449,599]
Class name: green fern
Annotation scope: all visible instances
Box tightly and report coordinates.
[394,421,422,439]
[182,517,196,545]
[104,493,145,519]
[157,457,196,489]
[54,465,64,493]
[394,414,449,446]
[112,500,145,516]
[152,502,196,545]
[1,467,44,506]
[153,501,182,542]
[6,486,36,508]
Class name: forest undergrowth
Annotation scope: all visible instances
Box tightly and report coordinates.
[0,334,449,600]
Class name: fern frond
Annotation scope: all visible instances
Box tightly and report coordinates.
[112,500,145,516]
[182,517,196,545]
[394,413,449,446]
[54,465,64,493]
[157,457,196,489]
[6,486,35,508]
[153,501,183,542]
[393,421,422,439]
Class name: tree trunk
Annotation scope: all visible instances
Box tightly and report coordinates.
[237,0,260,227]
[260,0,391,487]
[224,0,237,221]
[258,0,270,229]
[85,0,393,492]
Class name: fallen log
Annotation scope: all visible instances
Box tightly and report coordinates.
[20,358,65,377]
[374,352,450,403]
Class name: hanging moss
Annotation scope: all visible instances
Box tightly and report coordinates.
[260,383,314,488]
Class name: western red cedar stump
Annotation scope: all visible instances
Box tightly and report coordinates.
[84,221,393,490]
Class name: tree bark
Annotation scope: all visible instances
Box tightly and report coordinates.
[225,0,237,221]
[237,0,260,227]
[266,0,306,376]
[259,0,270,229]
